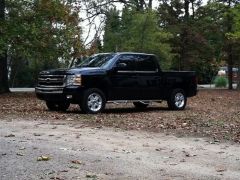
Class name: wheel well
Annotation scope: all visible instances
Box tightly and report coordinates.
[84,86,109,100]
[167,87,186,98]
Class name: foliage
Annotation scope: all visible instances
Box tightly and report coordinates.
[103,8,121,52]
[1,0,240,87]
[103,8,173,69]
[121,10,173,67]
[214,76,228,87]
[0,0,84,87]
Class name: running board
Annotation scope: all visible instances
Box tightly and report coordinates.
[107,100,162,104]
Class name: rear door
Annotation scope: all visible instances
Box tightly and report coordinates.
[109,54,139,100]
[135,55,162,100]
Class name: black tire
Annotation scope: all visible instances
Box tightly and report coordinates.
[46,101,70,111]
[133,101,149,109]
[80,88,106,114]
[167,88,187,110]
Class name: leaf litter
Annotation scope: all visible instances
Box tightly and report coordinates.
[0,90,240,143]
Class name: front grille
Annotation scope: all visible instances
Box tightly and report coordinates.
[38,75,65,87]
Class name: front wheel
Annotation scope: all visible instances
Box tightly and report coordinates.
[46,101,70,111]
[80,88,106,114]
[167,89,187,110]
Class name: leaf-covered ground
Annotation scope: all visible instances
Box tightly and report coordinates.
[0,90,240,143]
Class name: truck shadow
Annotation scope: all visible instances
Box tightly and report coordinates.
[65,106,172,114]
[103,107,169,114]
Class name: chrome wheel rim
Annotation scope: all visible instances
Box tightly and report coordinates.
[87,93,102,112]
[174,93,185,108]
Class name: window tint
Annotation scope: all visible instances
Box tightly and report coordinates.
[116,55,136,71]
[136,55,157,71]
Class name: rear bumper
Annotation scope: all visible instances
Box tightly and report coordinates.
[35,86,85,103]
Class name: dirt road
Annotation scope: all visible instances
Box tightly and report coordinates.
[1,118,240,180]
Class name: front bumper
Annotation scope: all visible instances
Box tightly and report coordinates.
[35,86,84,103]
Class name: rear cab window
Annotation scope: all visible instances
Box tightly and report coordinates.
[136,55,158,72]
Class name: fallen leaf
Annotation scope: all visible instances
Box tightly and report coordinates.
[33,133,43,136]
[216,166,226,172]
[37,155,50,161]
[5,134,15,137]
[69,165,79,169]
[16,153,24,156]
[19,147,26,150]
[169,163,178,166]
[50,176,64,180]
[86,174,97,178]
[71,160,82,164]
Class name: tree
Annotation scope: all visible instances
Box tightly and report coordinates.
[0,0,9,93]
[0,0,84,89]
[121,10,173,68]
[157,0,226,83]
[103,8,121,52]
[217,0,240,89]
[103,8,173,69]
[227,4,240,89]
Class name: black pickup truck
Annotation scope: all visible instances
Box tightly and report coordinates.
[36,52,197,114]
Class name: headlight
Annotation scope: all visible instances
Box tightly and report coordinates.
[66,74,82,86]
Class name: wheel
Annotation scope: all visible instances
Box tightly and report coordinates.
[133,101,149,108]
[46,101,70,111]
[167,89,187,110]
[80,88,106,114]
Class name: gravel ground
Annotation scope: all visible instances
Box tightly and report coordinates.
[0,90,240,179]
[1,118,240,180]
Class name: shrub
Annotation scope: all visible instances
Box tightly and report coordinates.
[214,76,228,87]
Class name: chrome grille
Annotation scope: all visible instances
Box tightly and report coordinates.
[38,75,65,87]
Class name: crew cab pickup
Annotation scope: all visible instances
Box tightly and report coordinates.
[35,52,197,114]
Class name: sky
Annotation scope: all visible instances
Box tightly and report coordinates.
[80,1,160,46]
[80,0,207,46]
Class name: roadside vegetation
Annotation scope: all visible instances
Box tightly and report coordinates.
[214,76,228,88]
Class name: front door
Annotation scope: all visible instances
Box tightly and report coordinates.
[108,54,139,100]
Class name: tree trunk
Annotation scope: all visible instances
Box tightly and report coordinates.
[0,54,9,93]
[226,0,233,90]
[184,0,190,20]
[0,0,9,94]
[180,0,190,70]
[148,0,152,9]
[227,45,233,90]
[237,65,240,90]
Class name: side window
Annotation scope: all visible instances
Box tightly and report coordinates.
[136,55,157,72]
[116,55,136,71]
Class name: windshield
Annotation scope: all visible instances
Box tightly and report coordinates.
[74,53,115,68]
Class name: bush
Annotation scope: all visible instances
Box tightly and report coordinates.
[214,76,228,87]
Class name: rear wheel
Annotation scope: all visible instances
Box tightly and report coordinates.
[133,101,149,109]
[46,101,70,111]
[80,88,106,114]
[167,89,187,110]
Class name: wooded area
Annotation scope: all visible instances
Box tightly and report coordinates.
[0,0,240,93]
